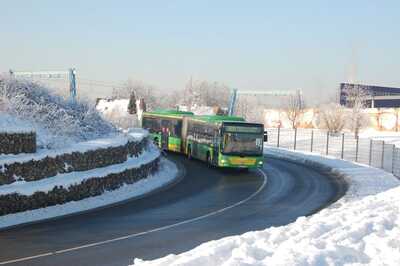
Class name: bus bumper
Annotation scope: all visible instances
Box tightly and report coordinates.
[218,155,263,168]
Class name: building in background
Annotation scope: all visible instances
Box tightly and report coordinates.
[340,83,400,108]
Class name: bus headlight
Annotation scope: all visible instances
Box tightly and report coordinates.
[221,159,226,164]
[258,161,263,165]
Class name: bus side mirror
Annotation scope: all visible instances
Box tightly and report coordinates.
[263,131,268,142]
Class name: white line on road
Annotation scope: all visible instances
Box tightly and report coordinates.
[0,169,267,265]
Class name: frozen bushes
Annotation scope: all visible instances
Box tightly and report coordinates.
[0,78,116,148]
[0,158,160,216]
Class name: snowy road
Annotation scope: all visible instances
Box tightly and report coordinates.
[0,153,346,266]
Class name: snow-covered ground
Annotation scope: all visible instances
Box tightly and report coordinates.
[0,158,179,230]
[133,148,400,266]
[0,113,34,133]
[359,128,400,147]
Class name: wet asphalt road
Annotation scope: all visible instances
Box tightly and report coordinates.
[0,153,346,266]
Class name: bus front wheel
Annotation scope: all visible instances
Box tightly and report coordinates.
[206,152,213,167]
[187,146,192,160]
[153,137,159,147]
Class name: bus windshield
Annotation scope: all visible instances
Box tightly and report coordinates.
[222,132,263,155]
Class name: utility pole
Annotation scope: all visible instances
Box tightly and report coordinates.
[228,88,238,116]
[69,68,77,102]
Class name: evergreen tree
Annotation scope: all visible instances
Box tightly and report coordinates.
[128,91,137,114]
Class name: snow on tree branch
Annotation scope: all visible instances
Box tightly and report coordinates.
[0,78,116,148]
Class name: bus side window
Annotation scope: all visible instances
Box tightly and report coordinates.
[145,117,161,133]
[143,117,154,133]
[174,121,182,137]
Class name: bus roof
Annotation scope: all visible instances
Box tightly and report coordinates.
[143,109,194,118]
[191,115,246,124]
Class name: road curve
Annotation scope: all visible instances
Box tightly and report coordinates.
[0,153,346,266]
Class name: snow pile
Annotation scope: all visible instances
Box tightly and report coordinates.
[0,113,33,133]
[0,78,116,148]
[133,148,400,266]
[0,158,178,230]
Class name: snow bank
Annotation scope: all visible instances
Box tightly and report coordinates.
[0,113,34,133]
[0,158,178,230]
[133,148,400,266]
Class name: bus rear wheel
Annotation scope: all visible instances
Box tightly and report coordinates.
[206,153,213,167]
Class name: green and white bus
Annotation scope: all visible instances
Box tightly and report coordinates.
[142,110,264,168]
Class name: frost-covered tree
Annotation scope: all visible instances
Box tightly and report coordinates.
[183,79,231,110]
[127,91,137,114]
[0,78,116,148]
[112,79,158,111]
[318,103,346,134]
[284,91,305,129]
[234,95,266,123]
[343,84,370,137]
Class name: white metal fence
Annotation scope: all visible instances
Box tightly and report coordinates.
[265,128,400,177]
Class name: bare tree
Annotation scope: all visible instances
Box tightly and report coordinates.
[343,84,370,137]
[112,79,158,111]
[183,79,231,110]
[284,91,305,129]
[318,103,346,134]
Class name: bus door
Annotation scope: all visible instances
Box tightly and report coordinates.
[161,120,169,150]
[212,130,219,165]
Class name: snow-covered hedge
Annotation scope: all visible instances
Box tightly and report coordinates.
[0,156,160,216]
[0,132,36,155]
[0,134,147,185]
[0,78,116,148]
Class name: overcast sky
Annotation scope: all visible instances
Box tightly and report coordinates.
[1,0,399,103]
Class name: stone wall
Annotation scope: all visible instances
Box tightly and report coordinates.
[0,132,36,155]
[0,157,160,216]
[0,138,147,185]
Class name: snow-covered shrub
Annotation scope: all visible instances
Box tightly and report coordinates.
[317,103,346,133]
[0,78,116,148]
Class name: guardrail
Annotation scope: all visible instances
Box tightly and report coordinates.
[265,127,400,177]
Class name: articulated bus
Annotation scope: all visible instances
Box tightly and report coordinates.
[142,110,264,168]
[141,110,194,152]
